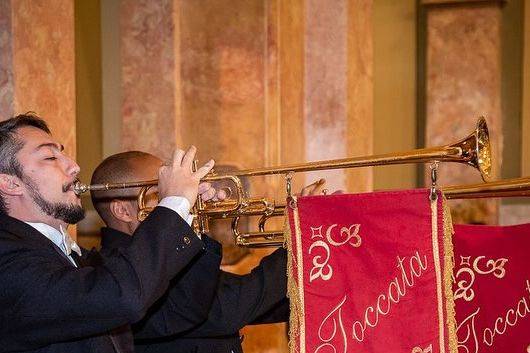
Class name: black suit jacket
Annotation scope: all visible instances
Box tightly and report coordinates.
[100,229,289,353]
[0,207,204,353]
[99,227,223,340]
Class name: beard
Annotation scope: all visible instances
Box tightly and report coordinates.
[23,175,85,224]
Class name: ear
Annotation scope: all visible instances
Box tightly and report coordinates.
[0,174,23,196]
[109,199,137,223]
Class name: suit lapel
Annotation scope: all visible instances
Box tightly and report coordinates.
[71,252,87,267]
[51,242,77,267]
[0,212,77,267]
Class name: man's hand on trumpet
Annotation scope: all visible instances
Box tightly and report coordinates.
[158,146,228,206]
[158,146,215,205]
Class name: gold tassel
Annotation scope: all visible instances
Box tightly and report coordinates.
[442,196,458,353]
[285,197,305,353]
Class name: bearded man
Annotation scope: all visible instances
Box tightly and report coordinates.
[0,113,220,352]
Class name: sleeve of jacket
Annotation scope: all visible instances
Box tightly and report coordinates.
[0,207,204,351]
[132,235,222,339]
[184,247,288,337]
[250,297,290,324]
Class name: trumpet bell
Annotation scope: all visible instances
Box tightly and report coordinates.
[476,117,492,181]
[449,116,492,182]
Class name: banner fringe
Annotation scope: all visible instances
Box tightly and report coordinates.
[442,196,458,353]
[285,201,304,353]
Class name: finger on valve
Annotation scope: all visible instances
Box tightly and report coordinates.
[200,187,217,202]
[215,188,229,201]
[198,182,212,194]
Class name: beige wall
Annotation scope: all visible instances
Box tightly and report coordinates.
[501,0,523,180]
[373,0,417,190]
[75,0,419,197]
[75,0,105,244]
[101,0,122,158]
[75,0,102,200]
[0,0,77,158]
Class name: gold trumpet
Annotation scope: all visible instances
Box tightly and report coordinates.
[443,177,530,199]
[74,117,492,247]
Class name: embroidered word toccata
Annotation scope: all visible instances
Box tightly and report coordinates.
[351,250,428,342]
[314,250,428,352]
[457,280,530,352]
[483,280,530,347]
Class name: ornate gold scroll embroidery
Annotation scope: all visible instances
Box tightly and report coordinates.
[454,256,508,302]
[308,224,362,283]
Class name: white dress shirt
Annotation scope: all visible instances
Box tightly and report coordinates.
[24,222,81,266]
[158,196,195,227]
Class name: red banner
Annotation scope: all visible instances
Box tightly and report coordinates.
[286,190,457,353]
[453,223,530,353]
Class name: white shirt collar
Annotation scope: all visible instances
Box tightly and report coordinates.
[24,222,82,259]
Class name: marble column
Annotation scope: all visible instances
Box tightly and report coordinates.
[304,0,373,193]
[0,0,76,155]
[423,0,503,224]
[120,0,178,159]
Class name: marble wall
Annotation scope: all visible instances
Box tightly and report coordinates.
[0,0,14,118]
[120,0,178,159]
[423,1,503,224]
[304,0,373,193]
[0,0,76,159]
[523,0,530,176]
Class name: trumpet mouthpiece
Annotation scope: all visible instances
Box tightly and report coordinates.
[73,182,89,195]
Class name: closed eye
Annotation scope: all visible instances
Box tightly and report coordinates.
[45,157,57,161]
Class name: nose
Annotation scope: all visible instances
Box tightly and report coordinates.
[63,154,80,178]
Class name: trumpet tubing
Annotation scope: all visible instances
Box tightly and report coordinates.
[73,117,493,247]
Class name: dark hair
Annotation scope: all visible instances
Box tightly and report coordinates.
[0,113,50,212]
[91,151,160,224]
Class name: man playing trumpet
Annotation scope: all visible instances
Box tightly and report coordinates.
[90,150,295,353]
[0,113,219,352]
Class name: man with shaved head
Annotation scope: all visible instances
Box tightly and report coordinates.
[91,151,305,353]
[0,113,220,352]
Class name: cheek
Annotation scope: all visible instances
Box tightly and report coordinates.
[25,165,62,186]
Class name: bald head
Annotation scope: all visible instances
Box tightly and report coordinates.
[91,151,162,226]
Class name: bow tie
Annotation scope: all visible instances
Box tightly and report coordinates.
[60,225,82,257]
